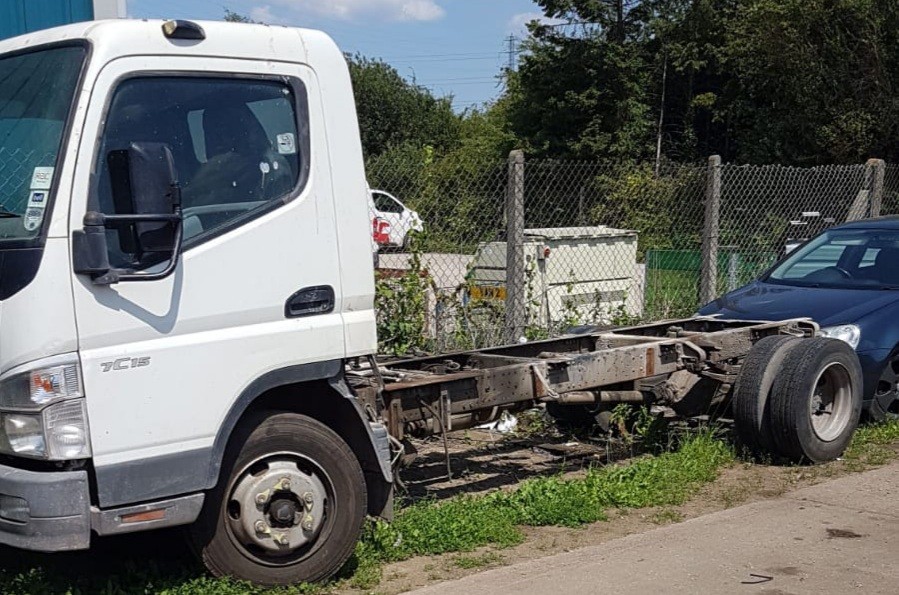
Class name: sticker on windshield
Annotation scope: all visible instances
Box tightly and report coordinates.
[27,191,47,208]
[30,167,54,190]
[276,133,296,155]
[23,207,44,232]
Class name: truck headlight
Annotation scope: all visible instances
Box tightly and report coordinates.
[818,324,861,350]
[3,413,45,457]
[0,358,90,460]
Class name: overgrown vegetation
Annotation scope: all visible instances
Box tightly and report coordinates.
[348,431,733,587]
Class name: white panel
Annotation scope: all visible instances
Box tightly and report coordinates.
[92,0,126,19]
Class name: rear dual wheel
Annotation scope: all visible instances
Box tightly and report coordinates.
[734,336,862,463]
[769,338,862,463]
[732,335,801,457]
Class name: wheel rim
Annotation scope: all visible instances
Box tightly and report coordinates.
[809,363,853,442]
[874,359,899,417]
[225,452,334,566]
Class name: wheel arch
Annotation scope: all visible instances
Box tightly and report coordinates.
[206,360,393,519]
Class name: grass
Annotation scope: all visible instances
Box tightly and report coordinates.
[0,432,733,594]
[451,552,505,570]
[843,418,899,470]
[350,432,734,585]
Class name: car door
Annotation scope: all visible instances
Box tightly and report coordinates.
[371,190,405,246]
[68,56,345,506]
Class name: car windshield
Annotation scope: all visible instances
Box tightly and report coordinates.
[0,46,84,242]
[765,228,899,289]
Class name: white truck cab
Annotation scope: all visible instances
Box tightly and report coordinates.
[0,19,391,585]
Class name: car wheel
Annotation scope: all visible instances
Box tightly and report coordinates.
[769,338,863,463]
[189,412,366,586]
[732,335,802,458]
[870,357,899,421]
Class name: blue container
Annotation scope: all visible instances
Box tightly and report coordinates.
[0,0,94,41]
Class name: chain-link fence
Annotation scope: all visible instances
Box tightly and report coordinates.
[369,153,895,355]
[0,148,46,213]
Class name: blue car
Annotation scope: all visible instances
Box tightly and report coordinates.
[698,216,899,420]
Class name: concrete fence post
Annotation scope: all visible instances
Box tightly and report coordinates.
[700,155,722,306]
[868,158,885,218]
[505,150,526,344]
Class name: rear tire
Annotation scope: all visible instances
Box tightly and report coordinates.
[769,338,863,463]
[732,335,802,458]
[189,412,366,586]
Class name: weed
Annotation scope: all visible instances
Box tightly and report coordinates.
[843,419,899,469]
[451,552,506,569]
[375,231,432,356]
[513,408,554,438]
[650,508,684,525]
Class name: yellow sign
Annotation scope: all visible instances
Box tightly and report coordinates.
[469,285,507,301]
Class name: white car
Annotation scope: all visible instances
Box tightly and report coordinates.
[369,189,423,249]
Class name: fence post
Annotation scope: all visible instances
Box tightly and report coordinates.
[505,150,526,344]
[700,155,722,305]
[869,158,885,218]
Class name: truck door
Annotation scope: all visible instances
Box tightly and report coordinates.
[68,57,345,507]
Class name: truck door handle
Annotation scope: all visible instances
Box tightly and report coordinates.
[285,286,335,318]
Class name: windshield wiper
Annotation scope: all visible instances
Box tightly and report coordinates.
[0,208,21,219]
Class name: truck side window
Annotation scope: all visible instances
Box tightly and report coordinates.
[94,76,308,268]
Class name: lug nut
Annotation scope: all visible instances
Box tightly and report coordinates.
[302,515,314,531]
[303,492,314,508]
[254,520,270,535]
[272,532,290,546]
[278,477,291,491]
[255,490,271,506]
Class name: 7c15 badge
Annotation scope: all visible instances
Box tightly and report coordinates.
[100,357,151,373]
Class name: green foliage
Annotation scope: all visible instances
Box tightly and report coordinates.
[223,9,257,23]
[720,0,899,164]
[508,19,654,160]
[375,234,432,356]
[589,163,704,257]
[506,0,899,165]
[385,430,731,553]
[348,55,460,158]
[843,419,899,469]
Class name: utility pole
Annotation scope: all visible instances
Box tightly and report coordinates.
[505,34,518,72]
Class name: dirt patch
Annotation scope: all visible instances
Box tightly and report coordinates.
[335,420,895,595]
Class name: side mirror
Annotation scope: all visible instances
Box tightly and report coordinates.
[73,142,183,284]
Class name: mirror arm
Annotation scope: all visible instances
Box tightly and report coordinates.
[91,182,184,286]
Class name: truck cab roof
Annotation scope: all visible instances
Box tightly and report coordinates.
[0,18,341,67]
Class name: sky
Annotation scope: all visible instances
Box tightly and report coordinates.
[126,0,552,111]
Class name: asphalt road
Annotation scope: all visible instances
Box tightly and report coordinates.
[409,462,899,595]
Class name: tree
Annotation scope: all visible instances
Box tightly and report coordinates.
[506,1,656,161]
[719,0,899,164]
[348,55,460,158]
[223,9,256,23]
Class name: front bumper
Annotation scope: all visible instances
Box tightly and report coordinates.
[0,463,90,551]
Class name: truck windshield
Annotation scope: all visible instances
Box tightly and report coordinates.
[0,46,84,243]
[765,228,899,289]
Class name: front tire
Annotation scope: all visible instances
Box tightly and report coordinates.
[190,412,366,586]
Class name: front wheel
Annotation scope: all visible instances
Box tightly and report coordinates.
[189,412,366,586]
